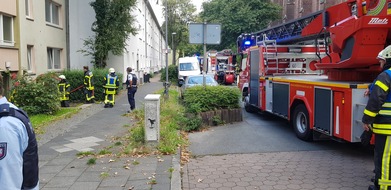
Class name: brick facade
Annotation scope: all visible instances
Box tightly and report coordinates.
[270,0,347,25]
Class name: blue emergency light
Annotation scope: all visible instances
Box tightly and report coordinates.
[244,40,251,45]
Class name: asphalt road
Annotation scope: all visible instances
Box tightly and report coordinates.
[189,110,365,156]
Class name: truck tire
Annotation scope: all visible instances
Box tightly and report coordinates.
[292,104,313,141]
[244,96,257,113]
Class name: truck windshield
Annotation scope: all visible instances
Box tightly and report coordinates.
[179,63,196,71]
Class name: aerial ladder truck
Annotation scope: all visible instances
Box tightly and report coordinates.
[237,0,391,143]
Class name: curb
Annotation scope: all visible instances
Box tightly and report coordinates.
[171,147,182,190]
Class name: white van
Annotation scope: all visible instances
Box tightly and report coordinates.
[178,57,201,86]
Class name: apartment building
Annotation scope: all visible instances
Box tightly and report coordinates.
[106,0,166,83]
[18,0,67,76]
[0,0,18,74]
[68,0,166,83]
[270,0,346,25]
[68,0,96,70]
[0,0,165,86]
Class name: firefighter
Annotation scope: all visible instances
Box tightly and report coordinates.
[58,75,70,107]
[362,45,391,190]
[362,49,387,185]
[83,66,95,103]
[364,50,387,97]
[103,68,119,108]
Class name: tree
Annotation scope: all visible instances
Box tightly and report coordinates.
[80,0,138,68]
[162,0,198,64]
[200,0,281,50]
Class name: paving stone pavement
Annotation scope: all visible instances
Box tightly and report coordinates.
[182,150,373,190]
[38,73,181,190]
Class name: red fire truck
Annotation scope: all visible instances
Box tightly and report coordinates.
[206,50,217,74]
[237,0,391,143]
[214,49,236,85]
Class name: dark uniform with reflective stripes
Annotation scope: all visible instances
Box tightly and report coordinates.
[103,73,119,108]
[84,69,95,103]
[58,79,70,107]
[363,67,391,190]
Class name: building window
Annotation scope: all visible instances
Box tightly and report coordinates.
[25,0,33,18]
[47,48,61,69]
[27,45,34,71]
[0,14,14,46]
[45,0,60,25]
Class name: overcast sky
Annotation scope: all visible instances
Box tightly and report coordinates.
[191,0,206,13]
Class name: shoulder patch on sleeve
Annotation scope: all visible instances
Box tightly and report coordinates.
[0,142,7,160]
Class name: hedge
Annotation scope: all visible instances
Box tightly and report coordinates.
[10,68,123,115]
[182,85,241,113]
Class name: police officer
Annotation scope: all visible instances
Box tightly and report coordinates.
[83,66,95,103]
[58,75,70,107]
[126,67,138,112]
[363,45,391,190]
[0,75,39,189]
[103,68,120,108]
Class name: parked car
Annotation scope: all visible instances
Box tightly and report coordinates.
[180,74,218,98]
[178,57,201,87]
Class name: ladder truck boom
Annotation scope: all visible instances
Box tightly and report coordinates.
[237,0,391,81]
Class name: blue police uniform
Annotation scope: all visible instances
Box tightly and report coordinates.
[0,97,39,190]
[127,72,138,111]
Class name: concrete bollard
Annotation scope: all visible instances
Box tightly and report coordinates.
[144,94,161,143]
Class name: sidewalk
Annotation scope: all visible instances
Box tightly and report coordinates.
[38,73,181,190]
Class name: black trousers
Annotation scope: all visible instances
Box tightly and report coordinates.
[60,100,70,107]
[127,87,137,110]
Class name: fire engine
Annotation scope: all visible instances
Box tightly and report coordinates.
[214,49,236,85]
[237,0,391,143]
[206,50,217,74]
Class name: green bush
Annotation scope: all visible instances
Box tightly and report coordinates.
[178,114,202,132]
[61,69,85,102]
[212,115,224,126]
[160,65,178,84]
[183,85,241,113]
[10,68,124,115]
[12,73,60,115]
[61,68,123,102]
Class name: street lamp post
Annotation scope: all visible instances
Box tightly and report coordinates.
[164,0,169,96]
[171,32,176,65]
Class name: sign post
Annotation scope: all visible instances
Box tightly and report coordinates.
[189,23,221,86]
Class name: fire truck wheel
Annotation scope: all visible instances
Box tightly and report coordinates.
[244,96,257,113]
[292,104,313,141]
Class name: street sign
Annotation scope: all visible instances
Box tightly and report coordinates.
[189,23,221,44]
[162,49,171,53]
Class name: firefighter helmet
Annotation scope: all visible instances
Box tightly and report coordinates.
[59,75,66,80]
[377,50,385,60]
[381,45,391,59]
[109,68,115,73]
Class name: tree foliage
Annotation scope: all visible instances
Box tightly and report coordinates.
[80,0,138,68]
[162,0,200,58]
[200,0,281,50]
